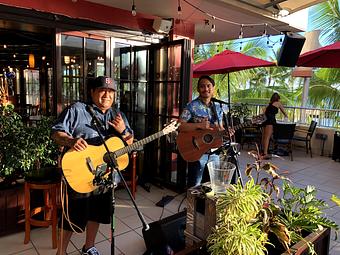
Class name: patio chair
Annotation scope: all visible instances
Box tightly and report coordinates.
[273,123,296,161]
[293,120,317,158]
[240,125,262,150]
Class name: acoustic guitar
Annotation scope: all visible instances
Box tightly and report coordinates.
[62,120,179,193]
[176,114,266,162]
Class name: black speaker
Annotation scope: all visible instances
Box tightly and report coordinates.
[143,210,186,255]
[277,32,306,67]
[332,131,340,161]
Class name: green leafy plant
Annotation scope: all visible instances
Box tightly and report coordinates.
[230,103,251,120]
[207,179,269,255]
[278,183,339,243]
[207,145,338,255]
[0,104,59,186]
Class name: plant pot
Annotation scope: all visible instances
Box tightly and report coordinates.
[0,183,25,236]
[24,166,61,183]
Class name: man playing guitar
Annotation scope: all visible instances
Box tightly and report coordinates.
[52,76,133,255]
[178,75,234,188]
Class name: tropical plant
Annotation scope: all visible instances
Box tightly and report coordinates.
[207,179,269,255]
[0,104,59,186]
[207,146,338,255]
[230,103,251,120]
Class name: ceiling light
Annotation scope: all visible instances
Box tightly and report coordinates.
[131,0,137,16]
[278,9,290,17]
[177,0,182,15]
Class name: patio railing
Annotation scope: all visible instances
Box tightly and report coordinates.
[233,103,340,129]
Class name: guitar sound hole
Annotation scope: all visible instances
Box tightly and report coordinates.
[203,134,213,144]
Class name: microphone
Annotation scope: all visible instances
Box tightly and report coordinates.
[86,105,105,129]
[211,98,229,105]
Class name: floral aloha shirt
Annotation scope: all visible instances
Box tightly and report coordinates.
[179,97,225,125]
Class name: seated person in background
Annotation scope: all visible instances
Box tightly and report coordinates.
[261,92,288,159]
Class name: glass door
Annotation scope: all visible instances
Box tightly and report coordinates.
[115,39,191,191]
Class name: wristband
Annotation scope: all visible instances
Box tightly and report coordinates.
[123,134,133,142]
[120,128,129,136]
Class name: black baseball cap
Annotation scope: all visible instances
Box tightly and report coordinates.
[90,76,116,91]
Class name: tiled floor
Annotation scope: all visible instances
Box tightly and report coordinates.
[1,148,340,255]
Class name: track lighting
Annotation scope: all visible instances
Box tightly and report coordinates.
[211,16,216,33]
[177,0,182,15]
[239,25,244,39]
[131,0,136,16]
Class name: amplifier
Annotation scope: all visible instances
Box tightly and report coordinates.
[332,131,340,161]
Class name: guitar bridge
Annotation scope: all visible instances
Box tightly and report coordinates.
[86,157,96,174]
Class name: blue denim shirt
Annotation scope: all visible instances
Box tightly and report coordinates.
[52,102,133,146]
[180,97,224,125]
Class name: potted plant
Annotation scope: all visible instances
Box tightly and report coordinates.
[0,103,59,236]
[230,103,251,123]
[0,104,59,185]
[206,147,338,255]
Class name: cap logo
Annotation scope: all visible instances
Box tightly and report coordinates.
[105,78,112,85]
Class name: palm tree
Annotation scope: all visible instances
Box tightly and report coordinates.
[306,0,340,109]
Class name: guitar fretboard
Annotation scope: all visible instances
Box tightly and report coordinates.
[216,120,252,137]
[112,130,165,158]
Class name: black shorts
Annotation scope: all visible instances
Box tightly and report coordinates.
[59,191,112,232]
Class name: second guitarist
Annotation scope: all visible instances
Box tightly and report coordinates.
[179,75,234,189]
[51,76,133,255]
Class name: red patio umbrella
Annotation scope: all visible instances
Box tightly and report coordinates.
[193,50,275,107]
[297,41,340,68]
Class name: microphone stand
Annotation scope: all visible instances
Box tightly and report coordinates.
[214,100,244,187]
[90,117,150,255]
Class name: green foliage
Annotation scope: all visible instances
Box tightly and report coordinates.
[278,183,339,244]
[0,104,59,184]
[208,146,338,255]
[230,103,251,119]
[207,179,269,255]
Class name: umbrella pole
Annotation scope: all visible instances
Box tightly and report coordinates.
[228,72,231,112]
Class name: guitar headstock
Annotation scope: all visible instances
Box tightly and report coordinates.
[163,120,180,135]
[251,114,267,125]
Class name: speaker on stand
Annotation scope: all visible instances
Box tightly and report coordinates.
[277,32,306,67]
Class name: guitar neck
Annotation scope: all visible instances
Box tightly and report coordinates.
[113,130,165,157]
[233,121,251,131]
[216,121,251,136]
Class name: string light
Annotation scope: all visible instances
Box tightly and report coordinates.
[182,0,281,38]
[262,23,268,37]
[177,0,182,15]
[239,25,244,39]
[131,0,136,16]
[211,16,216,33]
[3,45,7,49]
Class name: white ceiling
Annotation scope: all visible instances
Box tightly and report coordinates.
[85,0,325,44]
